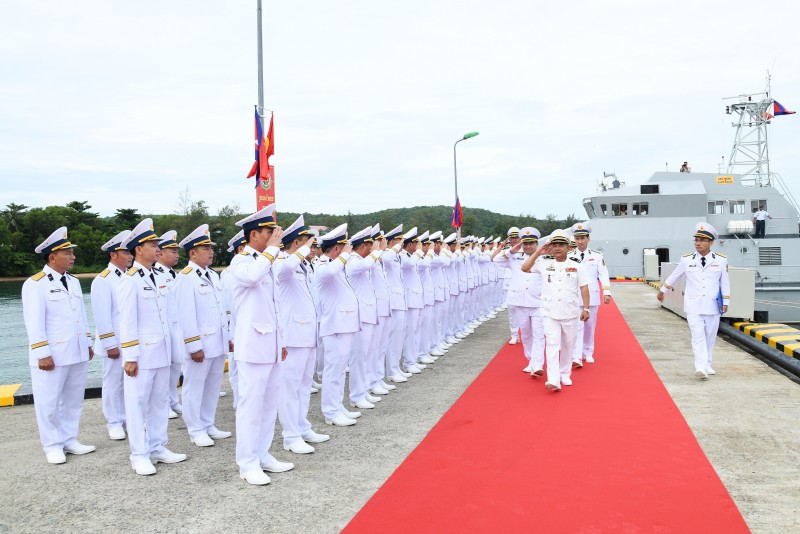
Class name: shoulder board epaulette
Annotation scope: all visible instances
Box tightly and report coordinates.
[126,267,138,276]
[541,255,554,259]
[99,268,111,278]
[239,251,249,255]
[568,257,581,263]
[181,266,192,275]
[715,253,726,258]
[31,271,46,281]
[682,253,693,257]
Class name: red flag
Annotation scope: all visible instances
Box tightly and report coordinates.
[774,100,796,116]
[451,197,463,228]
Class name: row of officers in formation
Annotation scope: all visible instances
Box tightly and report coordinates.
[23,205,622,486]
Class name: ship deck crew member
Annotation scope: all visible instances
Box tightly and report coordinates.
[658,222,730,380]
[314,223,363,427]
[568,222,611,367]
[118,219,187,475]
[522,229,590,392]
[381,224,410,383]
[345,226,383,409]
[175,224,232,448]
[153,230,182,419]
[494,227,544,375]
[22,227,96,465]
[752,204,772,238]
[274,215,329,455]
[228,205,294,486]
[91,229,133,441]
[222,230,246,410]
[400,228,425,374]
[367,225,395,396]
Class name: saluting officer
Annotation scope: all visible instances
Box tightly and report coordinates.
[153,230,183,419]
[504,227,521,343]
[367,225,395,396]
[568,222,611,367]
[222,230,246,410]
[658,222,730,379]
[175,224,232,447]
[381,224,409,383]
[22,227,96,464]
[400,227,425,374]
[228,205,293,486]
[91,229,133,441]
[118,219,187,475]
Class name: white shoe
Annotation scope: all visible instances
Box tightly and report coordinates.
[487,312,497,318]
[509,337,519,345]
[284,440,315,454]
[469,322,480,328]
[438,342,452,350]
[455,332,468,339]
[261,459,295,473]
[168,409,178,420]
[208,427,232,440]
[171,403,183,414]
[371,385,390,395]
[585,355,595,363]
[342,409,362,419]
[302,430,330,443]
[150,449,187,464]
[240,469,270,485]
[351,399,375,409]
[132,459,156,476]
[326,414,357,426]
[108,427,127,440]
[478,315,489,322]
[545,381,561,392]
[400,370,413,378]
[446,336,458,344]
[695,369,709,380]
[380,381,396,390]
[388,373,408,383]
[365,394,381,403]
[522,365,531,373]
[406,365,422,374]
[312,380,322,390]
[420,355,436,364]
[495,306,504,312]
[706,367,716,375]
[310,386,319,394]
[190,433,215,447]
[64,442,96,455]
[429,349,445,357]
[572,359,583,369]
[219,391,227,397]
[46,450,66,464]
[531,368,544,378]
[561,376,573,386]
[415,362,427,369]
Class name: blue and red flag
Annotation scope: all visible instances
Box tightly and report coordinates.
[246,108,274,187]
[451,197,463,228]
[773,100,796,116]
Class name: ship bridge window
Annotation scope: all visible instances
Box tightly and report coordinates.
[632,202,648,215]
[612,203,628,216]
[730,200,746,214]
[583,200,596,219]
[600,204,608,216]
[751,199,767,213]
[708,201,725,215]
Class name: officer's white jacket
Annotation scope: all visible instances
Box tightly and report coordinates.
[661,251,731,315]
[153,261,178,325]
[530,257,591,320]
[416,250,435,306]
[117,261,171,369]
[494,251,542,308]
[430,251,447,302]
[443,250,460,296]
[465,249,478,289]
[371,258,392,318]
[228,245,283,364]
[381,245,407,311]
[400,249,424,309]
[90,262,125,355]
[345,251,380,325]
[22,265,92,366]
[486,250,499,282]
[175,261,229,359]
[477,250,490,284]
[453,250,468,293]
[314,253,361,337]
[568,248,611,306]
[275,245,318,348]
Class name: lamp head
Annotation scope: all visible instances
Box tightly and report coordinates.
[463,131,479,139]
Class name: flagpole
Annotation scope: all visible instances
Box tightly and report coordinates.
[256,0,265,133]
[453,132,480,240]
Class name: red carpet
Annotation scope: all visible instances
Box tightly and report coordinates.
[344,301,749,533]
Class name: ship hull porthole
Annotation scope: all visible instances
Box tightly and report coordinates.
[622,248,629,255]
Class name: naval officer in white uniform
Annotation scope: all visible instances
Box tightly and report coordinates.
[175,224,231,447]
[228,205,293,486]
[118,219,187,475]
[153,230,183,419]
[222,229,246,409]
[658,222,730,379]
[381,224,410,383]
[91,229,132,441]
[22,227,96,464]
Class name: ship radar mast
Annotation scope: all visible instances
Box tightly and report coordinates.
[723,73,774,187]
[598,171,624,192]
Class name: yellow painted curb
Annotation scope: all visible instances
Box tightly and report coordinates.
[0,384,22,407]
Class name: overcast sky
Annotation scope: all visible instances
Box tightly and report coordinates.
[1,1,799,220]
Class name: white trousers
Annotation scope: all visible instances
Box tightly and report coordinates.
[124,365,170,463]
[573,305,599,360]
[321,332,355,419]
[543,316,579,387]
[168,321,182,408]
[687,313,720,372]
[418,305,434,356]
[386,309,406,377]
[349,323,375,403]
[101,355,125,431]
[434,300,446,343]
[508,301,520,339]
[514,306,545,370]
[402,308,422,367]
[31,360,89,454]
[235,360,281,474]
[227,353,239,410]
[278,346,316,445]
[182,354,225,438]
[370,315,390,388]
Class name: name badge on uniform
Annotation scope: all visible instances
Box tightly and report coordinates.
[143,286,153,291]
[200,283,209,287]
[50,288,62,293]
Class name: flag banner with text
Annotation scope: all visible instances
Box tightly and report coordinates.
[246,108,276,210]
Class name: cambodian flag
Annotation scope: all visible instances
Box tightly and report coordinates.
[246,108,274,188]
[773,100,796,116]
[451,197,463,228]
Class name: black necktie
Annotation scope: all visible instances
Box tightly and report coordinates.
[301,261,308,275]
[580,252,585,261]
[205,271,212,283]
[149,273,157,286]
[60,275,68,290]
[170,269,176,279]
[701,257,706,268]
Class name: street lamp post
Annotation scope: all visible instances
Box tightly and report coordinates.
[453,131,479,239]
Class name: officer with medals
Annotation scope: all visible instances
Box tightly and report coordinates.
[522,229,591,392]
[91,229,133,441]
[503,227,521,343]
[175,224,232,447]
[22,227,96,464]
[222,230,246,409]
[381,224,410,383]
[118,219,187,475]
[367,225,396,396]
[568,222,611,367]
[228,205,293,486]
[658,223,730,379]
[153,230,183,419]
[274,215,329,455]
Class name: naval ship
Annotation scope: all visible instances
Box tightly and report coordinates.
[580,81,800,322]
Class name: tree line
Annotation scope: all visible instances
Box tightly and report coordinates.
[0,197,579,277]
